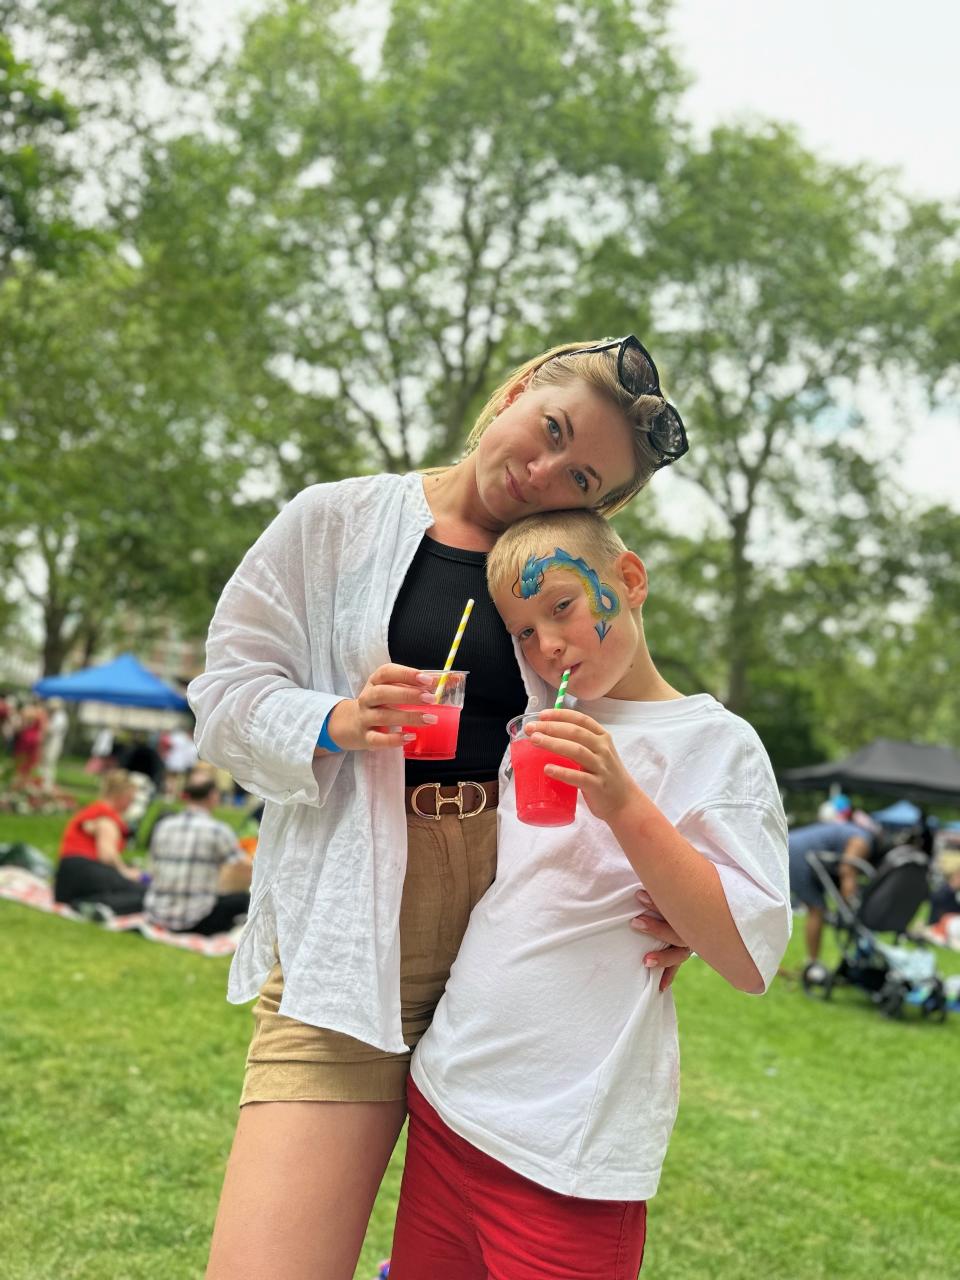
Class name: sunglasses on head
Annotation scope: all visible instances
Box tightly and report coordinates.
[563,335,688,470]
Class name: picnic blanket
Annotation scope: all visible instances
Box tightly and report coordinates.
[0,866,241,957]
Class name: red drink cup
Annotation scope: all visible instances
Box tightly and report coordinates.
[400,670,468,761]
[507,713,581,827]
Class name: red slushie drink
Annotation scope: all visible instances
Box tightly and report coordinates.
[508,713,580,826]
[401,670,468,761]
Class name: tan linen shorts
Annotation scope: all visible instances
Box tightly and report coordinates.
[240,805,498,1105]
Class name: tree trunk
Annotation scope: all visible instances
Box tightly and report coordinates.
[725,510,753,715]
[42,603,71,676]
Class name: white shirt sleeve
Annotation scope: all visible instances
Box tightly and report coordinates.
[188,488,348,807]
[678,800,791,993]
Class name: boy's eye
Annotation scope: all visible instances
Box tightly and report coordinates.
[546,416,562,443]
[554,599,571,616]
[571,469,588,493]
[517,627,534,642]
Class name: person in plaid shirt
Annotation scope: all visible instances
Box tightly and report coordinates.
[145,774,252,935]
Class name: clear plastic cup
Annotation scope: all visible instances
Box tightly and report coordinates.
[507,712,581,826]
[399,670,468,760]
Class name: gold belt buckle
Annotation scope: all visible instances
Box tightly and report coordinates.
[410,781,488,821]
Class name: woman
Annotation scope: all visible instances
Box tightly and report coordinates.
[190,337,693,1279]
[54,769,146,914]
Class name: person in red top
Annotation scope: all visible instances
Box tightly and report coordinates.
[54,770,146,914]
[12,703,45,785]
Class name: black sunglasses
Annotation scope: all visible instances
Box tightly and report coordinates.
[566,335,688,469]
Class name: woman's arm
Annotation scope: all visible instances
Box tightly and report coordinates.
[91,818,140,880]
[188,488,354,807]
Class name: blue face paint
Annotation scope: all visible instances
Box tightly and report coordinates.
[513,547,621,641]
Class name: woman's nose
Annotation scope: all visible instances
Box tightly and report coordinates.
[526,455,560,491]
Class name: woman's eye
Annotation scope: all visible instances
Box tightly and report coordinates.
[546,416,562,443]
[571,469,588,492]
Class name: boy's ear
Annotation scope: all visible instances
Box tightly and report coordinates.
[616,551,648,608]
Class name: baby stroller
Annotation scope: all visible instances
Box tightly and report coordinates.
[802,845,948,1021]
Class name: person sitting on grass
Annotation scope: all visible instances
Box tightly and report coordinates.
[54,769,146,915]
[144,774,252,936]
[387,509,791,1279]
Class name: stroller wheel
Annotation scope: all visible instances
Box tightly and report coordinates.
[878,981,905,1019]
[921,991,947,1024]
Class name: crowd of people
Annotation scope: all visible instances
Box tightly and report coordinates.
[52,763,253,934]
[787,792,955,981]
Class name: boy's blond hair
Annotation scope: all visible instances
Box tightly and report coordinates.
[486,510,629,596]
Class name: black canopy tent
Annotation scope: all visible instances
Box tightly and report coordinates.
[780,738,960,807]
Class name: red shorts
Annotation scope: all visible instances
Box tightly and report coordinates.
[389,1078,647,1280]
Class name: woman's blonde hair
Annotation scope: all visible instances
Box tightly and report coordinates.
[100,769,133,801]
[464,340,667,516]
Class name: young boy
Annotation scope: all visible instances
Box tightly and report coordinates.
[386,510,791,1280]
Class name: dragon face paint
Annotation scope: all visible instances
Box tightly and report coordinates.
[513,547,621,641]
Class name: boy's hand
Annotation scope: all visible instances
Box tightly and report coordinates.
[528,708,641,825]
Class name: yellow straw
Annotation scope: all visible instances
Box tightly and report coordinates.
[554,667,572,709]
[435,598,475,702]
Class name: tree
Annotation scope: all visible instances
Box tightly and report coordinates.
[1,0,190,272]
[576,124,923,719]
[133,0,686,475]
[0,34,87,272]
[0,258,274,672]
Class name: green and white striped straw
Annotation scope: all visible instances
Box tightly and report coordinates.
[554,667,572,709]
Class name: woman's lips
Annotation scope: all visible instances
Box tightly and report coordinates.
[505,467,526,503]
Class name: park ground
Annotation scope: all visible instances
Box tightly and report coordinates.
[2,775,959,1279]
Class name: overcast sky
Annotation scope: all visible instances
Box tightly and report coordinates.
[672,0,958,201]
[666,0,959,513]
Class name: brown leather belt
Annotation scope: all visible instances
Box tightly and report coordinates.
[404,779,499,820]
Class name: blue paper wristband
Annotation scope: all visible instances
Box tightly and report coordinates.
[316,708,343,754]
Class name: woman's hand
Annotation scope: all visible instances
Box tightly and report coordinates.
[630,889,693,992]
[322,664,438,752]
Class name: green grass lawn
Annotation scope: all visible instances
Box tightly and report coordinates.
[2,797,959,1278]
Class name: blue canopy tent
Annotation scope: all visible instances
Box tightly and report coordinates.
[871,800,923,828]
[33,653,189,711]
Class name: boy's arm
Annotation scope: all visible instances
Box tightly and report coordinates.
[529,709,774,995]
[604,794,766,994]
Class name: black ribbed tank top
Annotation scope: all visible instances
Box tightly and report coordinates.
[388,535,528,785]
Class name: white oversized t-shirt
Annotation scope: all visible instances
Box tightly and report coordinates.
[411,692,790,1201]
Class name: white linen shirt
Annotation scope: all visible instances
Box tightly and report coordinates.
[188,472,549,1052]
